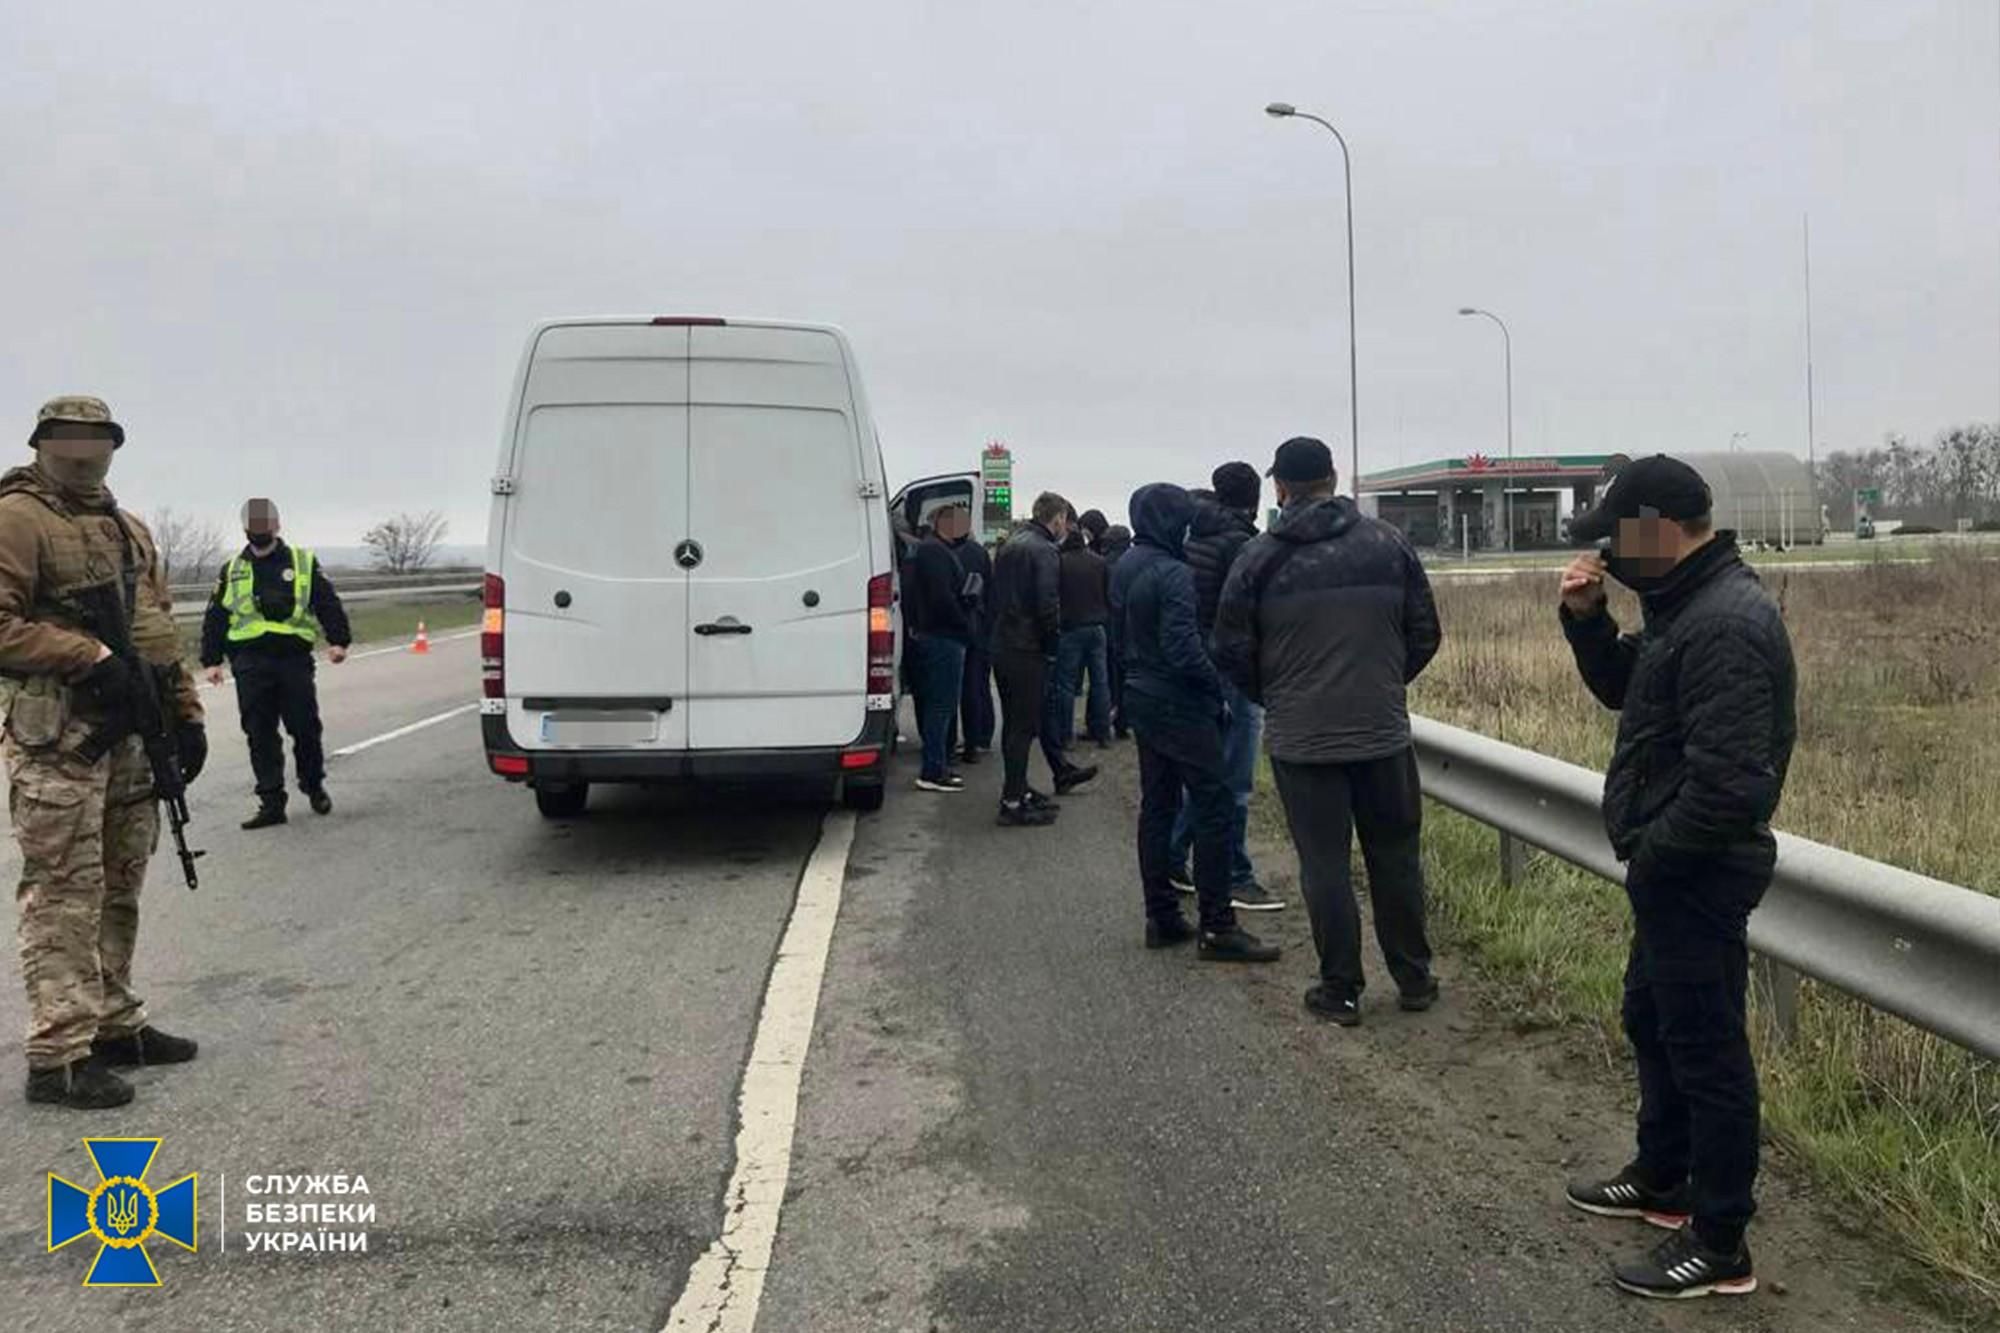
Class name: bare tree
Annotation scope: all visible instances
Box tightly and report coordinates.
[147,507,228,585]
[361,511,450,574]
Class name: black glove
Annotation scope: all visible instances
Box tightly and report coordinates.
[176,723,207,785]
[78,654,136,709]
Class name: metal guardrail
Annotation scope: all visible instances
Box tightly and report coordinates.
[166,570,480,600]
[168,581,479,620]
[1410,715,2000,1060]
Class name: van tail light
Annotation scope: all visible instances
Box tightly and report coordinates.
[481,573,505,700]
[866,573,894,708]
[840,748,882,770]
[490,754,529,776]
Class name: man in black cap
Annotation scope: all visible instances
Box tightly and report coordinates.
[1557,453,1797,1301]
[1211,437,1441,1024]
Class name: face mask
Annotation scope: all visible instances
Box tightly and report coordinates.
[1602,547,1675,593]
[247,531,278,551]
[37,448,113,499]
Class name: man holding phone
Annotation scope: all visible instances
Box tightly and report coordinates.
[1556,454,1797,1300]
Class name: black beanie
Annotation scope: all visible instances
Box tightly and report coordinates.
[1211,461,1261,511]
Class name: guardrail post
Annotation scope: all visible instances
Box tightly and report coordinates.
[1751,953,1799,1045]
[1498,831,1526,890]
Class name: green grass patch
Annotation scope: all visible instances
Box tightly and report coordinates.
[175,595,481,660]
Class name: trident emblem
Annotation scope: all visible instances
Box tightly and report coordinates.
[48,1138,197,1286]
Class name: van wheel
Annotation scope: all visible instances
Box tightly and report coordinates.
[535,782,590,819]
[842,780,886,814]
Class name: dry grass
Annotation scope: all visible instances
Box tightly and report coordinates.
[1385,549,2000,1316]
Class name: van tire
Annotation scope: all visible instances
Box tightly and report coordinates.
[535,782,590,819]
[842,780,886,814]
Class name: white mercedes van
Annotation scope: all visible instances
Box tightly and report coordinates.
[480,316,978,817]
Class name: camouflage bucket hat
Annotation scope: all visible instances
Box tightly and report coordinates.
[33,395,125,448]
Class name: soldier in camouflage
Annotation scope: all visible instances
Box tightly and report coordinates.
[0,396,208,1109]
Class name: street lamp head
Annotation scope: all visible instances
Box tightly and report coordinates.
[1457,307,1478,316]
[1265,102,1296,118]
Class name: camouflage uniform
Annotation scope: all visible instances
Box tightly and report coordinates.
[0,397,200,1071]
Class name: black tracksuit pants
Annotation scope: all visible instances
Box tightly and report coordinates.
[1622,852,1768,1254]
[233,651,326,803]
[1130,700,1238,935]
[1270,748,1434,999]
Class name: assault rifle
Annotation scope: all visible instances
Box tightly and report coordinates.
[75,584,205,890]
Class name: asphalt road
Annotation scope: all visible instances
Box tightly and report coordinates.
[0,637,1963,1331]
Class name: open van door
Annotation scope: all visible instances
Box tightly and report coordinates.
[889,472,984,564]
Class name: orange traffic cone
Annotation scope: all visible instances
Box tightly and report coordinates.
[410,621,431,654]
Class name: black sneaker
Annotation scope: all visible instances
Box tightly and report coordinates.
[305,787,333,815]
[1168,870,1195,895]
[242,803,288,830]
[997,801,1058,828]
[1230,882,1286,912]
[92,1026,199,1067]
[25,1057,135,1110]
[1052,764,1099,795]
[1303,985,1362,1026]
[1613,1226,1756,1299]
[1197,927,1280,963]
[1023,789,1062,812]
[1397,979,1442,1012]
[914,775,965,793]
[1145,916,1197,949]
[1566,1166,1693,1229]
[959,748,983,765]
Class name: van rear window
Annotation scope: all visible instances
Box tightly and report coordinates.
[511,405,688,577]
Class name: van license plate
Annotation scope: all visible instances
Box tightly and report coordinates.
[539,711,659,746]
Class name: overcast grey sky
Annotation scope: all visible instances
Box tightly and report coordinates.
[5,0,1996,540]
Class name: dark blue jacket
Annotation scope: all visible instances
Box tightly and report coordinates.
[1110,484,1225,723]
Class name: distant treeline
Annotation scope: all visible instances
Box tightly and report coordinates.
[1816,422,2000,527]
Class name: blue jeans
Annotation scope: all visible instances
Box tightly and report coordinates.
[908,635,967,782]
[1050,625,1111,748]
[1169,679,1261,886]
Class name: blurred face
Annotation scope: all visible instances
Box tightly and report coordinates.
[1046,511,1070,541]
[34,425,116,491]
[1610,514,1690,580]
[243,499,281,547]
[933,507,969,542]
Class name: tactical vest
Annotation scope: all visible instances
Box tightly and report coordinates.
[223,547,319,644]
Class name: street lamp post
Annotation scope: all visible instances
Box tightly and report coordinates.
[1267,102,1360,501]
[1457,306,1514,552]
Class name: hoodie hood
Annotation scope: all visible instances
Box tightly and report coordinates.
[1270,495,1360,545]
[1060,526,1087,553]
[1128,483,1196,559]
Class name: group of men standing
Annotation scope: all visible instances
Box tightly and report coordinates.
[2,396,350,1110]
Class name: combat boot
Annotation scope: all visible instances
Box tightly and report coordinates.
[242,799,288,830]
[93,1025,199,1067]
[305,786,333,816]
[26,1057,135,1110]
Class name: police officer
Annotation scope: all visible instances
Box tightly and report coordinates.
[200,498,351,829]
[0,396,207,1109]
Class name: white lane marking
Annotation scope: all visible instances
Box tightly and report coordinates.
[664,811,859,1333]
[328,703,479,759]
[196,629,478,689]
[347,628,479,662]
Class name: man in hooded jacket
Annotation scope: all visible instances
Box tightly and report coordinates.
[0,396,207,1110]
[1110,483,1279,964]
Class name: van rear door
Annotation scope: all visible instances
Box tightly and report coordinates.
[684,325,873,751]
[501,323,691,751]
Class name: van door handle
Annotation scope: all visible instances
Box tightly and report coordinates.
[694,619,753,636]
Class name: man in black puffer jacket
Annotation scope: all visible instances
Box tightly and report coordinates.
[1556,454,1797,1303]
[1111,483,1278,964]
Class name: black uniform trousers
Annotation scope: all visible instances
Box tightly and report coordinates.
[233,651,326,803]
[993,648,1051,804]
